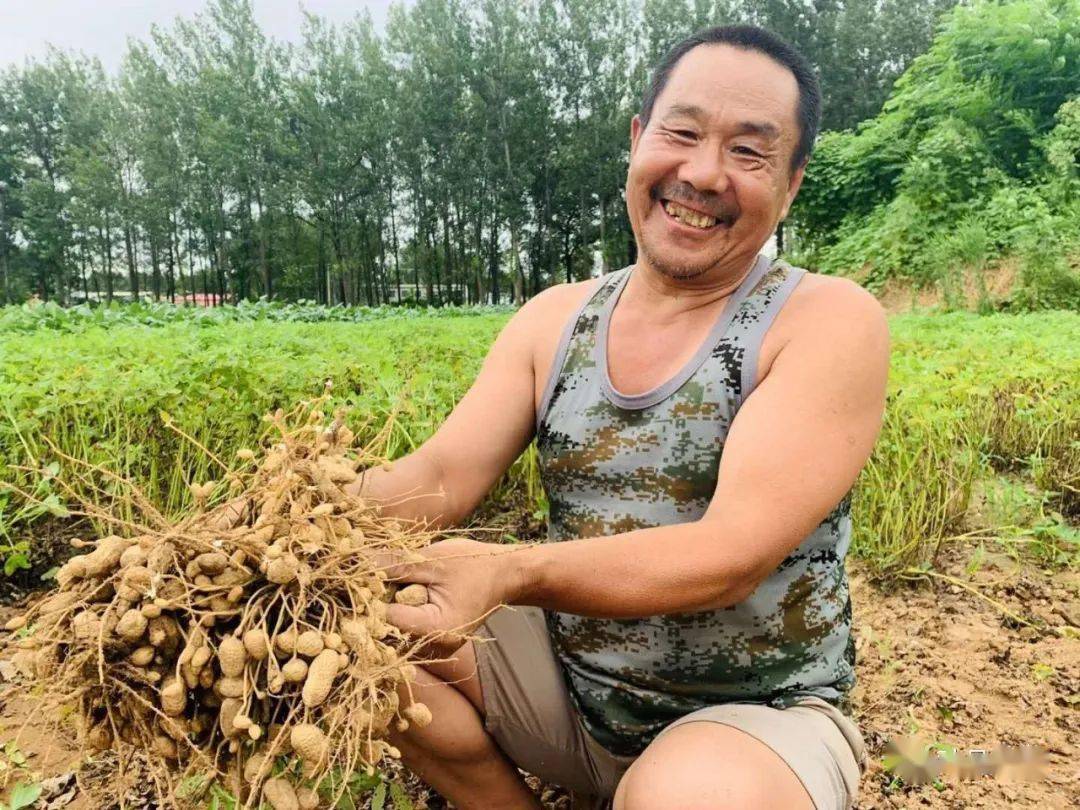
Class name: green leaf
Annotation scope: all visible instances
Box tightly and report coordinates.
[41,493,69,518]
[3,554,29,577]
[9,782,42,810]
[389,782,414,810]
[345,769,381,791]
[4,742,26,766]
[371,782,387,810]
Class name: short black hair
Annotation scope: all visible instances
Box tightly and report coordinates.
[639,25,822,172]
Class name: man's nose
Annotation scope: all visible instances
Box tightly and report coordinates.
[675,144,731,198]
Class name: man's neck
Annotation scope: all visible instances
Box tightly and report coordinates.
[623,253,761,320]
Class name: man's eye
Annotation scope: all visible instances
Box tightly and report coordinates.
[733,146,762,157]
[667,129,696,141]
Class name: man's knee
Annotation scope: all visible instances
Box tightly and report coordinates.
[417,640,484,710]
[389,651,492,764]
[613,722,813,810]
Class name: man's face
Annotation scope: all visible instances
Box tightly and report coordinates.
[626,44,806,282]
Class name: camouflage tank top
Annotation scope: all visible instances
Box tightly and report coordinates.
[534,253,856,756]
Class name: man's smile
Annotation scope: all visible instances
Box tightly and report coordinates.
[658,198,733,234]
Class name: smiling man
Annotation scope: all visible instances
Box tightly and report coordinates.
[349,25,889,810]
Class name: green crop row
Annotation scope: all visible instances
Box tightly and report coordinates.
[857,312,1078,572]
[0,299,516,336]
[0,310,1076,577]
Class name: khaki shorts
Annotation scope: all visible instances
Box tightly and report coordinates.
[475,606,867,810]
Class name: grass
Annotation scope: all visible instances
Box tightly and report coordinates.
[0,298,515,335]
[0,307,1076,579]
[856,311,1079,573]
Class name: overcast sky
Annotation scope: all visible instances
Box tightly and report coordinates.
[1,1,404,73]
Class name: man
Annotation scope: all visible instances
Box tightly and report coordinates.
[349,25,889,810]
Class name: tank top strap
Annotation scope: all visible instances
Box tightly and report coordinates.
[535,268,630,430]
[728,258,807,405]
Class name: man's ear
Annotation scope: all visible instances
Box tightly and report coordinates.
[779,160,807,221]
[630,114,643,159]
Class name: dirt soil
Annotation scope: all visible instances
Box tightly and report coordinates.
[874,259,1019,315]
[0,535,1076,809]
[848,541,1078,809]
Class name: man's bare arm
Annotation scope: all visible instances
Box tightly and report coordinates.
[387,280,889,636]
[344,293,551,529]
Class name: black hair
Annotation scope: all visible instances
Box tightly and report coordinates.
[640,25,821,171]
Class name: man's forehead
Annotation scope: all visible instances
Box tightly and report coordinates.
[655,44,799,134]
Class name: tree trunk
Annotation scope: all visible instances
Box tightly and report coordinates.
[328,212,350,306]
[317,221,328,305]
[358,212,375,305]
[499,116,527,304]
[564,229,573,284]
[578,185,588,283]
[79,241,89,301]
[0,244,8,305]
[487,204,500,305]
[91,248,100,298]
[255,186,271,300]
[150,238,162,301]
[52,244,66,304]
[124,224,139,300]
[103,214,115,304]
[389,193,401,304]
[509,222,524,303]
[423,225,436,305]
[376,220,389,305]
[473,188,485,305]
[165,232,176,304]
[217,191,230,303]
[186,223,198,303]
[544,162,554,289]
[177,213,194,305]
[442,201,453,303]
[599,196,609,275]
[168,216,183,303]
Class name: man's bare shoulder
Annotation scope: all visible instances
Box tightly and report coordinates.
[782,270,888,342]
[505,278,604,398]
[522,278,601,318]
[757,269,888,386]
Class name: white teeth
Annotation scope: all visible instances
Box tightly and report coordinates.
[662,200,717,229]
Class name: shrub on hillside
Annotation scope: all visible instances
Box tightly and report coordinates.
[791,0,1080,308]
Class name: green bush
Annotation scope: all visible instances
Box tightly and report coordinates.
[0,299,515,335]
[860,311,1080,570]
[1007,243,1080,311]
[0,317,508,540]
[792,1,1080,308]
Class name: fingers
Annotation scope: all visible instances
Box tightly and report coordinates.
[373,549,437,584]
[386,602,440,637]
[387,603,467,658]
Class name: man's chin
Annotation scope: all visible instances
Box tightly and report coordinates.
[655,264,710,281]
[639,244,715,281]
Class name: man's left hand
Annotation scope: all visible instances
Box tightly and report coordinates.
[385,538,525,653]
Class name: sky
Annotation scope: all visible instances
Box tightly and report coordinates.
[1,0,404,73]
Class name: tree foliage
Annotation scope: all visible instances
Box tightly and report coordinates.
[0,0,957,305]
[791,0,1080,309]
